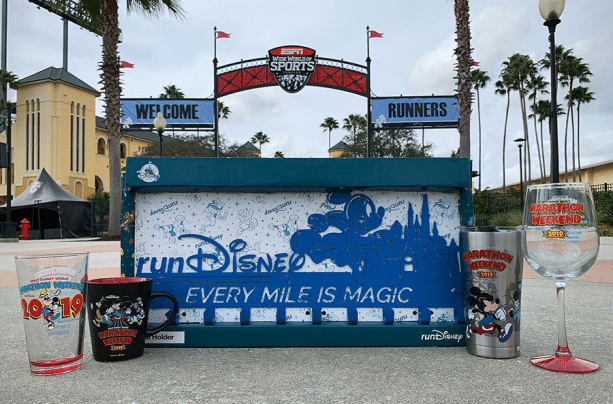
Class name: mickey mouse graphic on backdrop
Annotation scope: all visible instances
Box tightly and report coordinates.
[291,192,407,284]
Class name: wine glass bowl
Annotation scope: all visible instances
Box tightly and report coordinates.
[521,183,600,373]
[523,227,599,281]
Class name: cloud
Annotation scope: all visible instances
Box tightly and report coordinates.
[228,89,287,124]
[578,127,613,165]
[408,36,456,96]
[572,26,613,116]
[471,6,532,68]
[265,133,293,158]
[408,6,532,98]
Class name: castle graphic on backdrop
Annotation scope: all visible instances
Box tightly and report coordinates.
[290,192,461,286]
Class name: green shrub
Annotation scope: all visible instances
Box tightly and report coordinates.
[594,191,613,226]
[87,189,110,201]
[599,224,613,237]
[474,188,612,231]
[487,210,523,227]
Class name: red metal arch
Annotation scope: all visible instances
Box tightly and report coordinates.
[217,57,368,97]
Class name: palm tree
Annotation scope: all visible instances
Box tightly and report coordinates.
[274,151,284,158]
[539,44,571,181]
[159,84,184,99]
[471,68,490,191]
[539,44,572,76]
[80,0,185,237]
[559,55,592,181]
[454,0,472,159]
[528,102,545,182]
[494,75,514,194]
[526,73,549,182]
[535,99,565,182]
[503,54,537,184]
[251,132,270,156]
[0,69,18,115]
[218,100,231,119]
[570,86,595,181]
[534,99,551,181]
[342,114,367,146]
[320,117,339,150]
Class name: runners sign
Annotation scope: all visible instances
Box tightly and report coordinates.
[371,96,459,129]
[268,46,316,93]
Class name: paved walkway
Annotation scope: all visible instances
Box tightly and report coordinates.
[0,239,120,287]
[1,238,611,403]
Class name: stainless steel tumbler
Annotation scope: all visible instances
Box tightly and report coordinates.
[460,226,522,358]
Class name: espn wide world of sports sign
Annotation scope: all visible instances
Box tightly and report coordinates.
[121,45,458,132]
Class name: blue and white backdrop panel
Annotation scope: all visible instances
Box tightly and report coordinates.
[134,190,463,325]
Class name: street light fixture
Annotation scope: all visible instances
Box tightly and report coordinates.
[514,138,526,208]
[539,0,565,184]
[153,112,167,157]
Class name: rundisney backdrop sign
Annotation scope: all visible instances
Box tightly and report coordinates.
[133,190,463,324]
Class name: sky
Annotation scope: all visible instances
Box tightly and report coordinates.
[6,0,613,190]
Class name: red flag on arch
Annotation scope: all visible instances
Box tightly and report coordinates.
[216,31,231,39]
[120,61,134,68]
[369,30,383,38]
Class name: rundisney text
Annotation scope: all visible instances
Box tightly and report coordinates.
[136,234,306,277]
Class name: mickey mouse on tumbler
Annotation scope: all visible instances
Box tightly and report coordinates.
[466,286,519,343]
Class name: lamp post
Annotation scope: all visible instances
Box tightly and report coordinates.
[515,138,526,209]
[539,0,565,184]
[153,112,167,157]
[2,100,16,239]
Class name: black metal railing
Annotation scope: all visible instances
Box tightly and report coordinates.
[472,192,522,226]
[473,183,612,226]
[591,183,611,193]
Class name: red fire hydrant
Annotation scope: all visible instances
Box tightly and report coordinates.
[19,218,31,240]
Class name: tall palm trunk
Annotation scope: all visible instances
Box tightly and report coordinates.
[519,87,531,184]
[548,117,553,181]
[563,78,575,182]
[532,101,544,182]
[541,122,546,182]
[476,87,482,191]
[568,100,577,182]
[101,0,122,237]
[539,119,545,183]
[502,91,510,193]
[564,103,570,182]
[577,103,582,181]
[454,0,471,159]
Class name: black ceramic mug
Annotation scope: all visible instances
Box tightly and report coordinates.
[85,277,179,362]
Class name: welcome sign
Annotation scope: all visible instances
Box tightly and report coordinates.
[120,98,215,130]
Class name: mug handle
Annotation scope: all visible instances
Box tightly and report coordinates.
[146,292,180,337]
